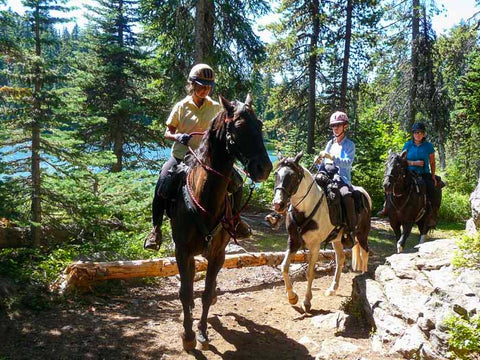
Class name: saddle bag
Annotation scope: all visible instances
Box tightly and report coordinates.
[158,163,188,200]
[315,172,344,227]
[326,182,344,227]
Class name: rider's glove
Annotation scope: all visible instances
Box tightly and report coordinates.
[314,155,322,165]
[320,151,334,160]
[175,133,192,145]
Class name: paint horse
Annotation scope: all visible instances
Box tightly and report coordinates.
[272,152,371,313]
[382,150,441,253]
[170,94,272,351]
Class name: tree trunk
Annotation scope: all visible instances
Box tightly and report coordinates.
[111,0,126,173]
[195,0,214,63]
[340,0,353,111]
[57,249,351,292]
[31,4,43,246]
[307,0,320,154]
[110,118,124,172]
[407,0,420,130]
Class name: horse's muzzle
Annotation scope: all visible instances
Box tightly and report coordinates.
[272,189,287,213]
[248,154,272,182]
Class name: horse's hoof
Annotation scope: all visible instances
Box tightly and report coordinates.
[397,245,403,253]
[181,334,197,351]
[197,333,209,350]
[324,288,335,296]
[288,293,298,305]
[302,301,311,313]
[211,295,217,306]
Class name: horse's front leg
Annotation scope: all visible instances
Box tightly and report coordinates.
[197,252,225,350]
[176,251,196,351]
[302,244,320,313]
[281,246,298,305]
[397,223,413,253]
[418,219,428,245]
[325,238,345,296]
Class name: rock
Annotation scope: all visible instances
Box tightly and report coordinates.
[352,239,480,359]
[467,174,480,234]
[311,311,347,332]
[390,325,426,358]
[315,338,359,360]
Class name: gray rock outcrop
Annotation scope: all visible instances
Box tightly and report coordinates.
[466,176,480,235]
[353,239,480,360]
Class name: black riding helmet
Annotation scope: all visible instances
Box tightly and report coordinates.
[411,122,426,132]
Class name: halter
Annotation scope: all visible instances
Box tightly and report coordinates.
[274,159,304,198]
[385,156,427,222]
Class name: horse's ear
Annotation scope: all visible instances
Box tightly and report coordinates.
[400,150,408,159]
[277,152,284,161]
[245,93,253,107]
[388,149,392,155]
[219,95,234,117]
[294,151,303,164]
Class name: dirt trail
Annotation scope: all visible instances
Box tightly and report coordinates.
[0,215,401,360]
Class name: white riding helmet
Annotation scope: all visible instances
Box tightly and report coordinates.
[329,111,349,125]
[188,64,215,86]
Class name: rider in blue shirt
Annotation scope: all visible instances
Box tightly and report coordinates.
[378,122,440,227]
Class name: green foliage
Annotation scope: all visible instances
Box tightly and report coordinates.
[439,190,471,222]
[444,313,480,359]
[452,234,480,270]
[352,100,408,209]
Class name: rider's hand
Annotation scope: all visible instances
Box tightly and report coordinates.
[320,151,334,160]
[432,175,438,187]
[175,133,192,145]
[314,155,322,164]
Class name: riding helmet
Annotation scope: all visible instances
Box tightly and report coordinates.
[188,64,215,86]
[329,111,349,125]
[411,122,426,132]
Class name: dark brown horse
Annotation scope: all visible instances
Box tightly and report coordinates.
[383,150,435,253]
[170,94,272,351]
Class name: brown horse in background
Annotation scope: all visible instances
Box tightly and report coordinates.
[382,150,442,253]
[169,94,272,351]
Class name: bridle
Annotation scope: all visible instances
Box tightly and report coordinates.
[185,106,258,243]
[274,160,317,208]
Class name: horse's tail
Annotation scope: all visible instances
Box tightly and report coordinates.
[351,186,371,273]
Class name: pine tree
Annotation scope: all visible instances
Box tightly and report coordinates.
[0,0,72,245]
[77,0,156,172]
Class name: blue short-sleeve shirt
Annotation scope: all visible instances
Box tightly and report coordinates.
[402,140,435,174]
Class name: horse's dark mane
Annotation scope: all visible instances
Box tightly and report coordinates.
[184,109,229,168]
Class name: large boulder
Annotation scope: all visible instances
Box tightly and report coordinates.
[353,239,480,359]
[466,175,480,235]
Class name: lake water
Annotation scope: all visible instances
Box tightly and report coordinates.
[0,145,278,174]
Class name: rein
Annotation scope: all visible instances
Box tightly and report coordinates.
[187,131,230,181]
[183,116,257,245]
[387,171,427,222]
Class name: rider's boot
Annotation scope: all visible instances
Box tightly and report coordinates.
[144,225,163,251]
[144,195,165,251]
[235,217,252,239]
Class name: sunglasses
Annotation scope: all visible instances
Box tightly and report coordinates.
[331,124,343,128]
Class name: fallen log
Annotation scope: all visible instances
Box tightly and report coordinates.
[58,249,351,293]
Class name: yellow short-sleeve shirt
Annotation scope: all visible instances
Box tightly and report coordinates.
[167,95,222,159]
